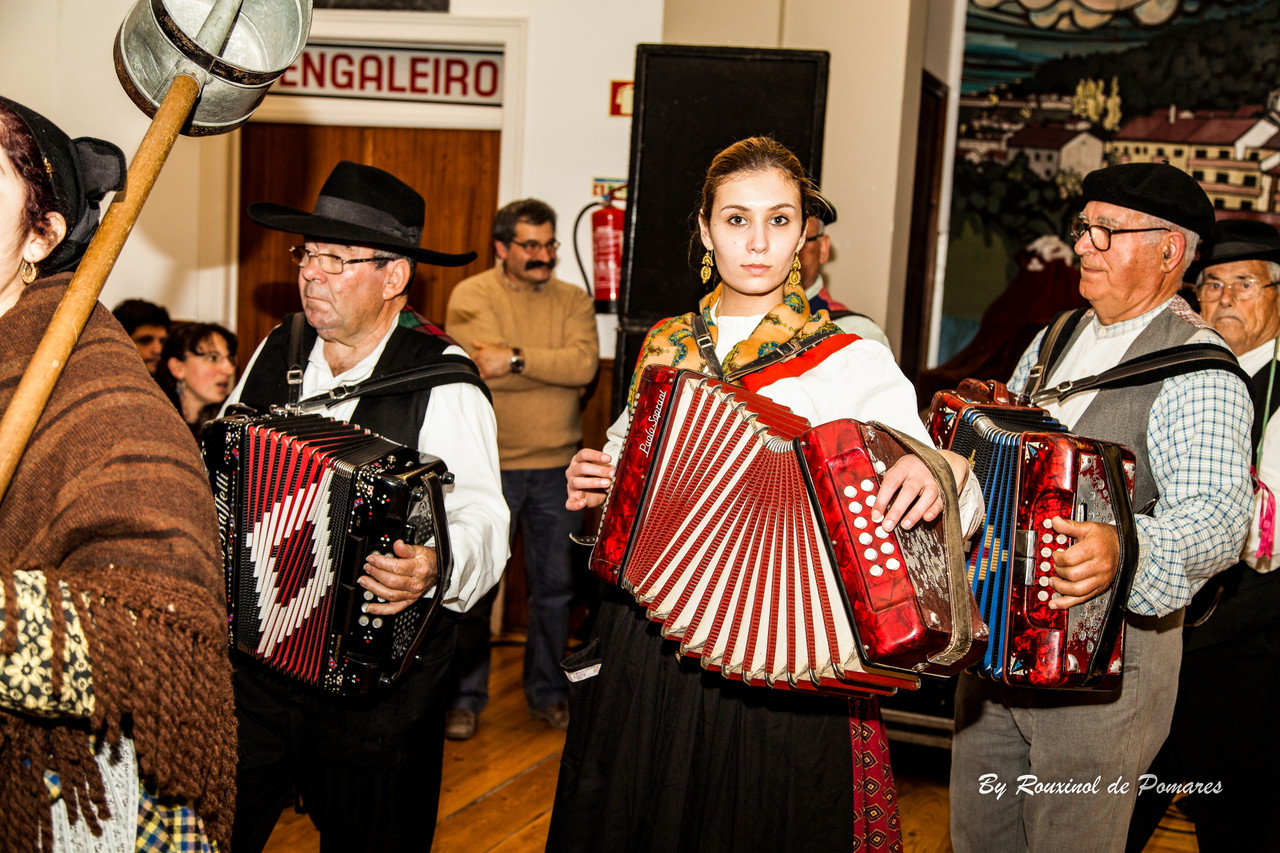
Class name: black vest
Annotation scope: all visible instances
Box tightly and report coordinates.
[237,312,488,448]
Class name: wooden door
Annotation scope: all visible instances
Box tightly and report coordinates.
[237,123,501,357]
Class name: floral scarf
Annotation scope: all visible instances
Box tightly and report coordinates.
[627,278,840,408]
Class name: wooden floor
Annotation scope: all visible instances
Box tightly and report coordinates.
[262,642,1199,853]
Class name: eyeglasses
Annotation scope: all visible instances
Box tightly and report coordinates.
[1195,278,1279,303]
[290,245,383,275]
[190,350,236,367]
[507,239,559,254]
[1069,218,1170,252]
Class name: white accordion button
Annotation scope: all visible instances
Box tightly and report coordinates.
[1040,547,1052,558]
[869,565,884,577]
[358,615,369,626]
[859,532,873,545]
[854,516,868,529]
[866,494,877,507]
[880,542,895,555]
[864,548,879,561]
[1039,560,1050,572]
[873,460,887,475]
[363,590,374,601]
[1037,590,1050,602]
[1038,576,1050,587]
[1056,534,1069,545]
[848,501,863,514]
[860,478,875,492]
[844,484,857,498]
[1042,533,1053,544]
[372,618,383,629]
[875,526,889,539]
[886,558,901,571]
[1042,518,1053,528]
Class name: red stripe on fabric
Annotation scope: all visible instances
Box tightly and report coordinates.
[740,334,860,394]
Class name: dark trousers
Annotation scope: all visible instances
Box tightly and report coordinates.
[452,467,577,712]
[231,618,456,853]
[1126,610,1280,853]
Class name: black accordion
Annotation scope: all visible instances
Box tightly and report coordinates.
[202,412,453,695]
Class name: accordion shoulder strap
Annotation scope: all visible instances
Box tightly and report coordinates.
[293,356,489,412]
[867,422,975,668]
[689,313,843,383]
[286,311,308,406]
[1029,343,1253,408]
[1023,308,1087,401]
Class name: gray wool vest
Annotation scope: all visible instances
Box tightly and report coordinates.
[1041,307,1206,513]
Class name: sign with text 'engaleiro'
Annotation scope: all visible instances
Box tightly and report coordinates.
[271,42,503,107]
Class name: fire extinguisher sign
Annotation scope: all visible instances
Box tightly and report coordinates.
[610,81,634,117]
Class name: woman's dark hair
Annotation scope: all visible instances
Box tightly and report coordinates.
[698,136,826,227]
[156,322,239,425]
[0,102,63,245]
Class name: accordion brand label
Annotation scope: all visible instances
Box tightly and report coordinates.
[638,388,667,456]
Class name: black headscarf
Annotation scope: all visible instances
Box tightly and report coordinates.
[0,97,126,273]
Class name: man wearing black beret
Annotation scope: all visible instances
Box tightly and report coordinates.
[1127,219,1280,852]
[949,163,1254,851]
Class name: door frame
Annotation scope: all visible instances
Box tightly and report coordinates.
[202,11,527,330]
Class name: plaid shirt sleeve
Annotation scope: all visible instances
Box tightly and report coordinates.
[1129,331,1253,615]
[1010,327,1253,616]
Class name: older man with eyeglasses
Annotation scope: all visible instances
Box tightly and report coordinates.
[949,163,1254,853]
[1126,219,1280,853]
[222,160,509,853]
[444,198,599,739]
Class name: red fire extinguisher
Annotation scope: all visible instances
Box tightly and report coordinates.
[575,186,626,313]
[592,197,624,312]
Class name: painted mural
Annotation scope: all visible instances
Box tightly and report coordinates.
[922,0,1280,402]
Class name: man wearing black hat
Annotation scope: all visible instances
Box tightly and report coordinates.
[222,161,510,853]
[949,163,1254,852]
[1126,219,1280,853]
[798,201,892,349]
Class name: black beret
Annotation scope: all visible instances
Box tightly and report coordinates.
[1081,163,1215,242]
[0,97,126,273]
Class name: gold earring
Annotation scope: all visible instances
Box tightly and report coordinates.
[20,260,37,284]
[701,250,714,285]
[787,252,801,287]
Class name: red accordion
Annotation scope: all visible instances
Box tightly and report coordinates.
[927,380,1138,690]
[588,365,987,697]
[202,413,453,696]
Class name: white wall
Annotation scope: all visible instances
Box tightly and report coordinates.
[0,0,662,328]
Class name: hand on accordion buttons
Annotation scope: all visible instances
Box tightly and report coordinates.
[873,455,946,532]
[566,447,614,511]
[1046,516,1120,610]
[361,539,439,616]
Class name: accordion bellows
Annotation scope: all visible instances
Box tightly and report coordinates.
[203,413,453,695]
[927,380,1138,690]
[589,365,986,697]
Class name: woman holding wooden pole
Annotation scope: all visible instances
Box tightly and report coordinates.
[0,96,235,853]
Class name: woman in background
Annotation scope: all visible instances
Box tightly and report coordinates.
[549,136,981,853]
[0,97,234,851]
[157,321,238,438]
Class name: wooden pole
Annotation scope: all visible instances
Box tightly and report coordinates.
[0,72,201,502]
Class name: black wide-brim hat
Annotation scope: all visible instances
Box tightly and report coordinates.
[247,160,477,267]
[1186,218,1280,282]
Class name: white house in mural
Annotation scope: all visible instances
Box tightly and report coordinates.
[1005,123,1103,180]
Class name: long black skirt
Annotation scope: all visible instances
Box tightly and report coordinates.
[546,588,903,853]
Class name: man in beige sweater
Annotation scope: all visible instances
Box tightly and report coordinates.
[444,199,599,739]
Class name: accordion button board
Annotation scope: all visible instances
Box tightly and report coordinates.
[928,387,1138,690]
[588,364,988,698]
[203,413,453,696]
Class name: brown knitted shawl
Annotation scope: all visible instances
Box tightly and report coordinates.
[0,275,235,850]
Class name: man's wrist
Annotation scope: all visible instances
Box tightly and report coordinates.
[510,347,525,374]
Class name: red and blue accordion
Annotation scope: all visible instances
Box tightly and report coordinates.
[587,364,987,697]
[202,412,452,696]
[927,380,1138,690]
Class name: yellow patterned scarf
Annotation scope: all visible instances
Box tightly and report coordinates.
[627,279,839,408]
